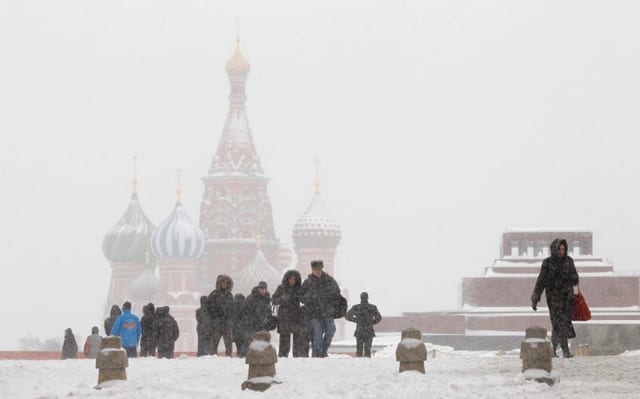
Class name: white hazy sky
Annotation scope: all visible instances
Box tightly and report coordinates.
[1,1,640,349]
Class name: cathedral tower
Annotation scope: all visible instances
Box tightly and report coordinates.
[199,41,290,290]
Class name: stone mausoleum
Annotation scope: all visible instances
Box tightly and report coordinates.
[378,228,640,354]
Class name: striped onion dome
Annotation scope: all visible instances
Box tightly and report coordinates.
[103,193,156,263]
[234,249,281,296]
[131,263,159,302]
[151,202,205,259]
[293,191,342,240]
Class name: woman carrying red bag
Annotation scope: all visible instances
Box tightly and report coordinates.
[531,238,579,358]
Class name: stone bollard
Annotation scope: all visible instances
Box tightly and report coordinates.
[241,331,281,392]
[396,327,427,374]
[520,326,557,385]
[95,336,128,387]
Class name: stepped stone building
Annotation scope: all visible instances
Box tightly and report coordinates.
[378,228,640,352]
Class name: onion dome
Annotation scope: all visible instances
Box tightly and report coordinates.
[234,249,281,296]
[131,259,159,302]
[292,191,342,247]
[225,43,250,76]
[151,202,206,259]
[103,192,156,263]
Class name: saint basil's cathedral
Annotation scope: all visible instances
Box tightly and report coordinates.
[101,42,343,352]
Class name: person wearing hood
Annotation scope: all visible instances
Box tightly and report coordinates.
[140,303,156,357]
[300,260,341,358]
[531,238,579,358]
[83,326,102,359]
[104,304,122,336]
[272,270,304,357]
[196,296,213,356]
[244,282,273,338]
[61,328,78,359]
[110,301,142,358]
[346,292,382,357]
[154,306,180,359]
[232,293,250,358]
[207,274,234,356]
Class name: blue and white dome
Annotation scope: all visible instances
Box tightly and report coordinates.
[151,202,205,259]
[103,193,156,263]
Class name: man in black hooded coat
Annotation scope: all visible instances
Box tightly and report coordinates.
[244,282,273,337]
[531,238,579,358]
[207,274,234,356]
[61,328,78,359]
[346,292,382,357]
[104,305,121,336]
[196,296,213,356]
[154,306,179,359]
[140,303,156,357]
[272,270,304,357]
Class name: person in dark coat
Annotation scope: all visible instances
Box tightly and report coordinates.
[154,306,180,359]
[61,328,78,359]
[196,296,213,356]
[104,304,122,336]
[531,238,579,358]
[232,293,249,358]
[300,260,341,358]
[272,270,304,357]
[244,282,273,337]
[83,326,102,359]
[346,292,382,357]
[207,274,234,356]
[140,303,156,357]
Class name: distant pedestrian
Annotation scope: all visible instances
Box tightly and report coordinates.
[207,275,234,356]
[83,326,102,359]
[531,238,579,358]
[346,292,382,357]
[272,270,304,357]
[111,301,142,358]
[244,281,273,337]
[301,260,341,357]
[154,306,180,359]
[196,296,213,356]
[140,303,156,357]
[61,328,78,359]
[104,304,122,336]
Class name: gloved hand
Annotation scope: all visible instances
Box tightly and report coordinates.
[530,293,540,311]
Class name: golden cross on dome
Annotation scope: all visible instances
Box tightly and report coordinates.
[176,168,183,202]
[314,157,321,193]
[132,154,138,194]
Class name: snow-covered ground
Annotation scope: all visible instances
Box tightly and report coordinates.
[2,342,639,398]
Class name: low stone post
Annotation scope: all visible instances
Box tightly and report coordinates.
[520,326,557,385]
[95,336,128,387]
[241,331,281,392]
[396,327,427,374]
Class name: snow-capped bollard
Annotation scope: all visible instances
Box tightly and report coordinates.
[95,336,128,387]
[520,326,557,385]
[396,327,427,374]
[241,331,281,392]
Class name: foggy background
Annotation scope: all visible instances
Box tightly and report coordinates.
[1,0,640,349]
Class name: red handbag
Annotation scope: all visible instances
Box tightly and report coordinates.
[572,285,591,321]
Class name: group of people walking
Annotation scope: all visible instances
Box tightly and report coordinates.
[197,260,382,358]
[61,240,580,360]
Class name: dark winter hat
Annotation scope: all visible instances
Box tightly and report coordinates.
[122,301,132,310]
[360,292,369,301]
[65,328,73,334]
[258,281,268,289]
[91,326,99,334]
[310,260,324,270]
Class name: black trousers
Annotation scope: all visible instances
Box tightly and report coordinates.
[157,343,175,359]
[123,346,137,358]
[197,335,213,356]
[356,336,373,357]
[278,332,307,357]
[139,342,156,357]
[212,325,233,356]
